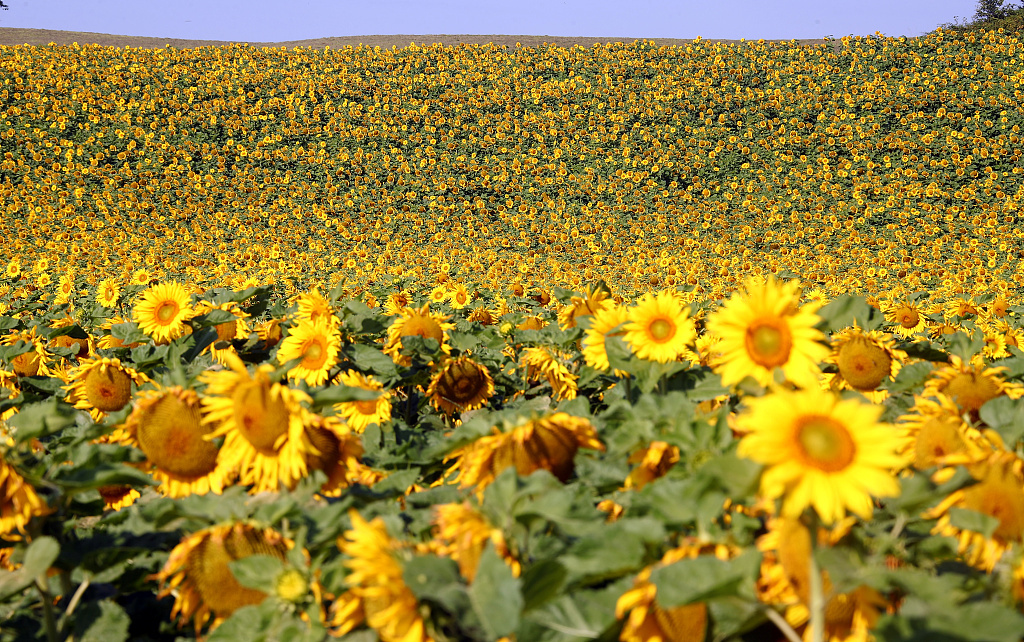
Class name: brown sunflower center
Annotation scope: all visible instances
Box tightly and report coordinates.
[652,602,708,642]
[944,371,1002,414]
[648,318,675,342]
[214,319,237,342]
[155,301,180,324]
[896,306,919,329]
[137,393,219,478]
[796,416,856,473]
[744,318,793,368]
[83,365,133,412]
[354,399,379,415]
[306,425,344,487]
[232,380,290,455]
[836,336,892,391]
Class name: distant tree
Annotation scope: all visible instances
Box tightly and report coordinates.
[974,0,1022,20]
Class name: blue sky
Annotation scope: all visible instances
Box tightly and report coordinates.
[0,0,982,42]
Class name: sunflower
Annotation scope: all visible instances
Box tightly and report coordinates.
[897,394,995,480]
[446,412,604,493]
[946,296,980,319]
[334,370,392,432]
[922,354,1024,419]
[118,385,232,497]
[581,303,629,374]
[384,305,454,366]
[304,414,382,495]
[735,387,906,524]
[192,300,250,363]
[1,454,52,538]
[276,318,341,387]
[383,290,413,316]
[824,326,906,401]
[133,281,194,344]
[522,346,578,400]
[706,276,829,389]
[882,299,928,339]
[153,522,292,635]
[293,288,338,327]
[432,502,520,582]
[428,285,449,305]
[448,283,472,310]
[558,282,613,330]
[65,357,149,420]
[4,259,20,280]
[54,274,76,305]
[926,451,1024,572]
[48,318,92,360]
[329,511,431,642]
[623,291,696,363]
[200,354,317,493]
[624,441,680,490]
[257,318,284,349]
[516,315,547,331]
[426,356,495,415]
[96,278,121,308]
[98,485,141,511]
[1,328,51,378]
[131,268,154,286]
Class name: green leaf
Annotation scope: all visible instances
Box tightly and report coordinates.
[559,522,647,582]
[0,537,61,600]
[345,343,398,378]
[947,331,984,363]
[8,398,77,442]
[650,549,761,608]
[71,600,130,642]
[949,506,1000,540]
[816,294,882,332]
[469,542,522,640]
[229,555,285,592]
[206,604,269,641]
[979,396,1024,446]
[885,360,935,394]
[401,554,468,615]
[312,384,381,408]
[191,308,238,327]
[54,462,155,492]
[697,452,762,497]
[520,560,568,612]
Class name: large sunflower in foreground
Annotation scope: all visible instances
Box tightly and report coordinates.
[133,281,194,344]
[623,291,696,363]
[1,454,52,538]
[64,357,150,420]
[276,317,341,387]
[735,387,906,524]
[334,370,392,432]
[330,511,432,642]
[581,303,629,374]
[117,385,233,497]
[153,522,292,635]
[706,276,829,389]
[200,354,317,493]
[384,304,454,366]
[445,412,605,493]
[426,356,495,415]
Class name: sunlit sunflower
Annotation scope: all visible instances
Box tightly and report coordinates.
[624,441,680,490]
[681,333,723,368]
[382,290,413,316]
[926,451,1024,572]
[516,314,547,331]
[118,385,232,497]
[384,305,454,366]
[1,328,51,378]
[133,281,194,344]
[426,356,495,415]
[897,394,995,481]
[581,303,629,374]
[257,318,284,349]
[334,370,392,432]
[446,412,604,493]
[824,326,905,401]
[131,269,154,286]
[624,291,696,363]
[706,276,829,389]
[1,454,52,538]
[329,511,431,642]
[432,502,520,582]
[293,288,338,327]
[54,274,76,305]
[928,315,961,340]
[882,299,928,339]
[557,281,613,330]
[985,293,1011,320]
[4,259,21,280]
[95,278,121,308]
[946,296,980,319]
[277,318,341,387]
[200,354,317,493]
[735,387,906,524]
[757,516,888,642]
[922,354,1024,419]
[65,357,149,420]
[522,346,578,400]
[153,522,292,635]
[304,414,382,496]
[192,301,250,364]
[448,283,472,310]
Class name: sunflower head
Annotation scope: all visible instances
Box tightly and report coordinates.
[923,354,1024,419]
[133,282,194,344]
[334,370,391,432]
[277,318,341,387]
[427,356,495,415]
[624,441,680,490]
[432,502,519,582]
[1,455,52,538]
[65,357,148,418]
[384,304,454,366]
[623,291,696,364]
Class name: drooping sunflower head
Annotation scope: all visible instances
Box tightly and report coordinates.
[522,346,578,401]
[623,291,697,364]
[133,281,194,344]
[432,502,519,582]
[624,440,681,490]
[334,370,391,433]
[923,354,1024,419]
[897,394,995,478]
[304,414,381,495]
[153,522,292,634]
[1,328,51,378]
[384,304,454,366]
[98,485,141,511]
[276,317,341,387]
[426,355,495,415]
[736,387,907,524]
[706,275,829,389]
[557,282,613,330]
[382,290,413,316]
[825,326,905,397]
[193,301,250,363]
[65,357,149,419]
[0,454,53,538]
[118,385,230,498]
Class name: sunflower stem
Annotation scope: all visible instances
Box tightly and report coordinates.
[808,515,826,642]
[36,576,59,642]
[762,605,804,642]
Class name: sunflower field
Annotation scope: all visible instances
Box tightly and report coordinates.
[2,26,1024,642]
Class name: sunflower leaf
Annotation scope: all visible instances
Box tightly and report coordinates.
[979,396,1024,447]
[469,542,523,640]
[7,398,76,443]
[345,343,398,378]
[228,555,285,592]
[815,294,883,332]
[948,507,1000,540]
[650,549,761,608]
[311,384,381,408]
[70,599,130,642]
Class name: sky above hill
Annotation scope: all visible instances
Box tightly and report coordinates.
[0,0,983,42]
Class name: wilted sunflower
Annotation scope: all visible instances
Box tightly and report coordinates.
[200,354,317,493]
[133,281,194,344]
[882,299,928,339]
[293,288,338,327]
[384,304,454,366]
[334,370,392,432]
[736,387,906,524]
[706,276,829,389]
[426,356,495,415]
[330,511,430,642]
[522,346,578,400]
[1,454,52,537]
[926,451,1024,572]
[624,441,680,490]
[446,412,604,493]
[581,303,629,373]
[153,522,292,635]
[824,326,905,401]
[277,317,341,387]
[922,354,1024,419]
[304,414,381,495]
[95,278,121,308]
[623,291,697,364]
[382,290,413,316]
[65,357,149,420]
[897,394,995,480]
[432,502,520,582]
[1,328,51,378]
[118,386,231,497]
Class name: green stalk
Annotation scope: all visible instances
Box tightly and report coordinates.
[36,577,59,642]
[808,517,826,642]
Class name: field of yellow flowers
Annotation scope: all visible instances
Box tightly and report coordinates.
[1,27,1024,642]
